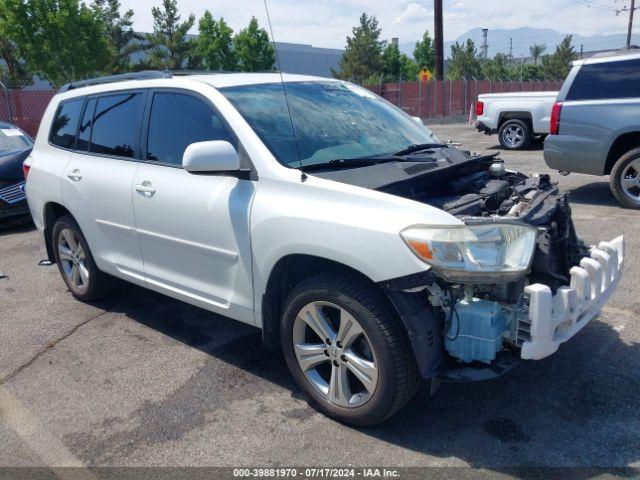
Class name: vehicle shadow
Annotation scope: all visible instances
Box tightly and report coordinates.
[0,216,35,237]
[488,142,544,152]
[107,284,640,474]
[567,182,620,207]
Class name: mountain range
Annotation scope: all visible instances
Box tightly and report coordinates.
[399,27,640,59]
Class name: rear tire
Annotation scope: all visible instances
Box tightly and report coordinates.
[609,147,640,209]
[52,215,116,301]
[498,118,531,150]
[280,272,420,426]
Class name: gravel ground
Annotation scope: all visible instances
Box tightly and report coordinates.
[0,122,638,474]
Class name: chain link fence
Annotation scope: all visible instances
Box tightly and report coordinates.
[0,86,56,138]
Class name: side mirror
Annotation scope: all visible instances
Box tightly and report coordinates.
[412,116,423,125]
[182,140,240,173]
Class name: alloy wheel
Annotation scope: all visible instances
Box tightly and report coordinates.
[57,228,89,293]
[620,159,640,205]
[501,124,525,148]
[292,301,378,408]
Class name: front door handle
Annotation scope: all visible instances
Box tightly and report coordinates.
[67,169,82,182]
[135,181,156,197]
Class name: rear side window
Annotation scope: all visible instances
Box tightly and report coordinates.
[567,58,640,100]
[50,99,84,149]
[90,92,143,158]
[146,92,234,165]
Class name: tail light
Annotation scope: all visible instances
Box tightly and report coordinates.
[22,163,31,180]
[550,102,563,135]
[476,101,484,116]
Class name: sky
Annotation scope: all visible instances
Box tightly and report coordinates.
[117,0,636,49]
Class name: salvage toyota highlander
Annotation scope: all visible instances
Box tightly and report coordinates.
[25,72,624,426]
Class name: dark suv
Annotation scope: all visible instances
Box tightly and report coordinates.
[544,50,640,208]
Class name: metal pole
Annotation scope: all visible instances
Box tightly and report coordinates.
[462,78,467,115]
[627,0,636,48]
[434,0,444,80]
[418,80,423,118]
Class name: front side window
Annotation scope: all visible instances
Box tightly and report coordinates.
[146,92,234,166]
[567,58,640,100]
[221,81,439,168]
[90,93,143,158]
[49,99,84,149]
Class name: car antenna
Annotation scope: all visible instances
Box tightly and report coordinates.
[263,0,305,181]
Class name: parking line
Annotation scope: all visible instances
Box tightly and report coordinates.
[0,386,96,478]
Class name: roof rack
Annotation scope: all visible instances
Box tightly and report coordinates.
[59,71,172,92]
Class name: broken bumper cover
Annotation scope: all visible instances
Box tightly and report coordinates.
[520,235,625,360]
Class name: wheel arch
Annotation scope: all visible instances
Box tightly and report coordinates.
[261,254,383,350]
[43,202,74,262]
[498,111,533,130]
[260,253,444,379]
[605,131,640,175]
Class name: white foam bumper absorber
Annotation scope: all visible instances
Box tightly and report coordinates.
[520,236,624,360]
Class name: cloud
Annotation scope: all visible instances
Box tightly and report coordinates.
[393,2,432,25]
[118,0,633,50]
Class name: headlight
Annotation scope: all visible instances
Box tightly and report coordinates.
[401,223,537,282]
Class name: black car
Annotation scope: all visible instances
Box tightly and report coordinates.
[0,121,33,221]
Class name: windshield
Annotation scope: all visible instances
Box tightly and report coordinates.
[221,81,439,168]
[0,126,33,153]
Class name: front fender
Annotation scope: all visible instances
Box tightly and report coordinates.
[250,174,461,315]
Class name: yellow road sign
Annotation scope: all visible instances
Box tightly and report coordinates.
[418,67,432,83]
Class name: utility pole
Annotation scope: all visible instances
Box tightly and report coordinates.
[434,0,444,80]
[481,28,489,59]
[509,37,513,65]
[627,0,636,48]
[579,44,584,58]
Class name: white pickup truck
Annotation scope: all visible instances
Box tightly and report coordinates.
[475,91,558,150]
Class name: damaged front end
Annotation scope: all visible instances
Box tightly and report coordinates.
[371,148,624,381]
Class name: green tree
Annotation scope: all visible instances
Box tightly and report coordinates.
[0,37,32,88]
[447,39,481,80]
[334,13,385,83]
[541,35,576,80]
[529,43,546,66]
[196,10,236,71]
[146,0,195,70]
[481,53,510,80]
[0,0,110,87]
[92,0,142,74]
[381,42,418,81]
[233,17,275,72]
[413,30,435,70]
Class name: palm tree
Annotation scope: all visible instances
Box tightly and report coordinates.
[530,44,546,66]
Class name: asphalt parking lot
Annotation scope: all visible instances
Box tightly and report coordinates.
[1,122,638,472]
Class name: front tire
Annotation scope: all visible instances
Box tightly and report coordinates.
[610,147,640,209]
[280,272,420,426]
[498,118,531,150]
[52,215,116,301]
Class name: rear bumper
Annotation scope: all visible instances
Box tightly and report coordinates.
[475,121,495,135]
[520,235,624,360]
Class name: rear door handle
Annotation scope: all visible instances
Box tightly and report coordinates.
[135,181,156,197]
[67,169,82,182]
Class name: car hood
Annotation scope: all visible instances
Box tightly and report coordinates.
[309,146,495,191]
[0,148,32,181]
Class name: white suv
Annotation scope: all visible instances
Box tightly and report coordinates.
[25,71,624,426]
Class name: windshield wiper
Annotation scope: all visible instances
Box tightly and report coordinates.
[300,156,397,171]
[391,143,448,156]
